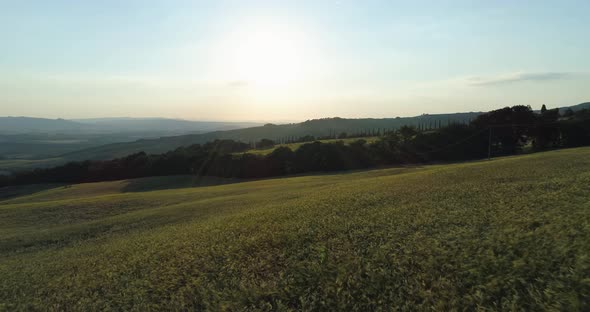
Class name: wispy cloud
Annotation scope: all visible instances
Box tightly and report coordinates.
[226,80,249,88]
[468,72,573,86]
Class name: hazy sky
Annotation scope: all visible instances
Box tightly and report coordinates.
[1,0,589,121]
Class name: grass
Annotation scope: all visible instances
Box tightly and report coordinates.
[241,137,380,155]
[1,148,589,310]
[0,157,65,172]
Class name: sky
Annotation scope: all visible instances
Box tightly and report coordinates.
[1,0,589,121]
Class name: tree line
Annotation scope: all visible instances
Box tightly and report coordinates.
[252,118,473,146]
[1,105,589,187]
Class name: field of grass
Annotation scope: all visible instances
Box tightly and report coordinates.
[1,148,589,310]
[242,137,380,156]
[0,157,65,173]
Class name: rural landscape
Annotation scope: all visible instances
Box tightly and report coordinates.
[1,1,589,311]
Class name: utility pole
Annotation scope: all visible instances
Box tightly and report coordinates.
[487,126,492,160]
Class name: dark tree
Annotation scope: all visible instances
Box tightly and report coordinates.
[398,125,418,142]
[256,139,275,149]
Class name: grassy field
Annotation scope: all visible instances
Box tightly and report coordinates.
[242,137,380,155]
[0,157,65,172]
[1,148,589,310]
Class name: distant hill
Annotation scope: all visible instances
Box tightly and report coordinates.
[0,117,87,134]
[0,117,262,160]
[558,102,590,113]
[5,101,587,171]
[60,112,482,161]
[73,118,260,133]
[0,117,261,135]
[533,102,590,113]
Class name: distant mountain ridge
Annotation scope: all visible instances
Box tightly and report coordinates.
[72,118,261,133]
[0,117,262,161]
[0,117,87,134]
[0,117,261,135]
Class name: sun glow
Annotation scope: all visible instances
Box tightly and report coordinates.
[219,23,312,89]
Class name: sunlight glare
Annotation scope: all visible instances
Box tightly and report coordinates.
[222,24,311,89]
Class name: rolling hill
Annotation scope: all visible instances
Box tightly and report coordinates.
[72,117,261,134]
[1,147,588,310]
[3,101,587,173]
[560,102,590,112]
[58,112,483,161]
[0,117,260,135]
[0,117,261,163]
[0,117,87,134]
[61,102,588,163]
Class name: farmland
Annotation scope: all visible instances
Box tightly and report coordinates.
[0,158,65,173]
[1,148,589,310]
[241,137,381,155]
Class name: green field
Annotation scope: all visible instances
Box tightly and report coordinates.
[242,137,380,155]
[0,157,65,173]
[1,148,589,310]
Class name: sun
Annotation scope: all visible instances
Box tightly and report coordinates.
[221,24,310,88]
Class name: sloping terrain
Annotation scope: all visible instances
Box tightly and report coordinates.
[0,117,259,135]
[55,113,482,162]
[0,148,589,310]
[0,114,478,173]
[0,118,261,164]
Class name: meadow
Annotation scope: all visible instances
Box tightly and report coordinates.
[0,148,589,310]
[0,158,64,173]
[241,137,380,156]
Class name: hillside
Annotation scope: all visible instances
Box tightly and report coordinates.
[72,118,260,134]
[1,148,589,310]
[241,137,381,156]
[4,102,587,171]
[0,118,261,163]
[0,117,87,134]
[0,113,480,173]
[0,117,260,135]
[71,102,583,161]
[561,102,590,112]
[59,113,482,161]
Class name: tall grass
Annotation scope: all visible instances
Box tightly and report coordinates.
[1,148,589,310]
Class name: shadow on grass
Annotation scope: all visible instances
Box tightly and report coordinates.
[121,175,243,193]
[1,165,427,203]
[0,183,66,202]
[122,166,428,193]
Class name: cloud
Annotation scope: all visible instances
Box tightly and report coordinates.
[468,72,573,86]
[227,80,249,88]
